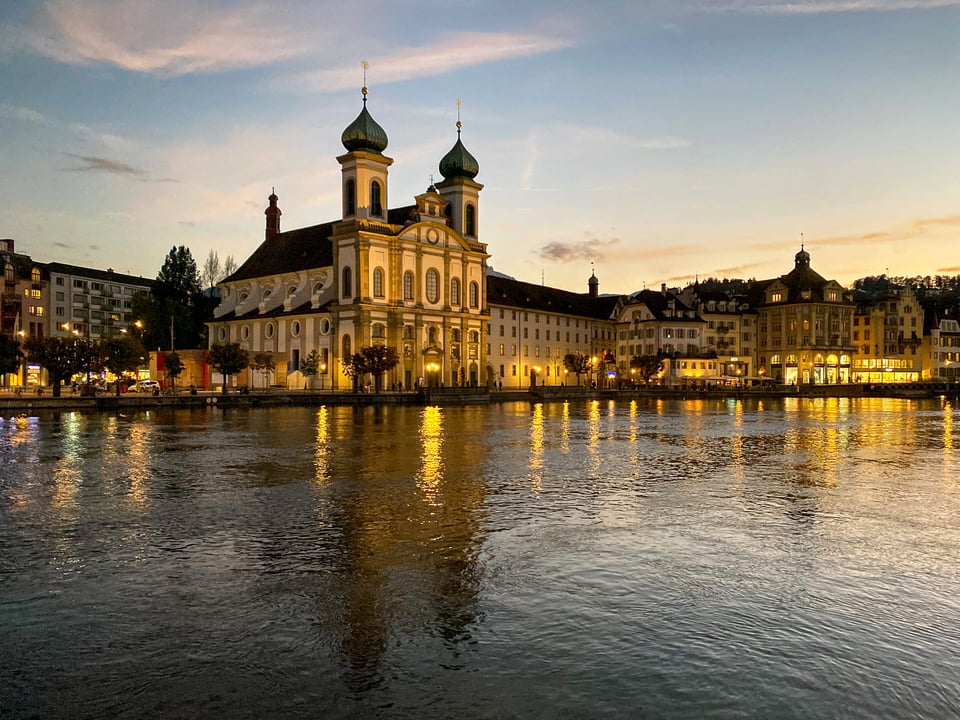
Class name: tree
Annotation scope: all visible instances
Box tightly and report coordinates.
[201,250,221,290]
[341,352,366,392]
[136,246,212,352]
[24,337,85,397]
[103,336,147,396]
[0,334,22,377]
[207,342,248,395]
[630,355,664,384]
[300,349,321,389]
[359,345,400,393]
[251,352,276,389]
[163,352,185,394]
[222,255,237,279]
[563,352,592,386]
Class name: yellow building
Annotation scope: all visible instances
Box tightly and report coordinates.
[754,248,855,384]
[851,286,923,383]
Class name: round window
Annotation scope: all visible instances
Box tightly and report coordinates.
[291,320,301,337]
[320,319,330,335]
[241,325,249,340]
[217,327,226,341]
[265,323,275,339]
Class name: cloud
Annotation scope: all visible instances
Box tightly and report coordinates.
[65,154,143,175]
[703,0,960,13]
[557,124,692,151]
[938,266,960,273]
[539,236,622,262]
[292,31,574,92]
[7,0,317,76]
[0,103,50,125]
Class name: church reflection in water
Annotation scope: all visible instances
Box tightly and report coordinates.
[308,404,489,687]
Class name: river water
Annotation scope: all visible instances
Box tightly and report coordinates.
[1,398,959,719]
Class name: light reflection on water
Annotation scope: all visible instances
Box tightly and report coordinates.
[1,398,960,719]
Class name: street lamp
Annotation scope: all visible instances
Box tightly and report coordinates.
[320,362,327,390]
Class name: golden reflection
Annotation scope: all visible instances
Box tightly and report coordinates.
[587,399,601,477]
[943,401,953,477]
[126,422,152,505]
[629,400,638,444]
[530,402,544,493]
[417,406,444,504]
[560,401,570,453]
[53,412,83,509]
[314,406,330,481]
[730,399,744,481]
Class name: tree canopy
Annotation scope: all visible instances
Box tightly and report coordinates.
[208,342,249,395]
[24,337,85,397]
[0,335,22,377]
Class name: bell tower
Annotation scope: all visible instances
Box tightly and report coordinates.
[337,66,392,221]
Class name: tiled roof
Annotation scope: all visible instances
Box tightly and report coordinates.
[213,298,333,322]
[226,222,335,283]
[486,274,619,320]
[622,289,703,323]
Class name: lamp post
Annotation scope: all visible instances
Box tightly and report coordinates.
[591,356,598,388]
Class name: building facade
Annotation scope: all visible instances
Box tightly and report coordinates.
[46,263,152,340]
[852,286,923,383]
[210,89,490,391]
[754,248,855,384]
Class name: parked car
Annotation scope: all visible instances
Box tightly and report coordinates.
[135,380,161,393]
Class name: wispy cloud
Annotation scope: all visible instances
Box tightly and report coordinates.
[6,0,317,76]
[0,103,50,125]
[65,153,143,175]
[557,124,692,151]
[938,266,960,272]
[704,0,960,13]
[293,31,574,93]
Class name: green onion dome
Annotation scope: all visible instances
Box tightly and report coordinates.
[439,125,479,180]
[341,95,388,154]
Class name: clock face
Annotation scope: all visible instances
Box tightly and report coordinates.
[426,228,440,244]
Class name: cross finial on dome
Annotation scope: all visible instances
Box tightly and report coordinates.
[361,60,369,104]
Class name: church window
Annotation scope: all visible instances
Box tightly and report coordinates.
[469,281,479,308]
[291,321,301,337]
[403,271,414,300]
[342,267,352,299]
[452,329,461,342]
[344,179,356,216]
[241,325,250,340]
[342,334,351,358]
[371,180,383,217]
[465,203,476,236]
[426,269,439,303]
[373,267,384,298]
[451,278,461,306]
[265,323,275,339]
[372,323,385,339]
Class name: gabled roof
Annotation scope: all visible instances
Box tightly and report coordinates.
[486,274,619,321]
[226,222,335,283]
[621,289,703,323]
[213,298,333,322]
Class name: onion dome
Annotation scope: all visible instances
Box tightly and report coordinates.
[341,88,388,154]
[439,121,479,180]
[795,245,811,268]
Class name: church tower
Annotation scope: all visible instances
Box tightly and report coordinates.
[337,82,392,221]
[264,189,281,241]
[436,107,482,239]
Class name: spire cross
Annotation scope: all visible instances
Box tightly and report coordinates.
[361,60,369,103]
[456,98,462,136]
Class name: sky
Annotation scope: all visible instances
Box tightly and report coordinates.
[1,0,958,296]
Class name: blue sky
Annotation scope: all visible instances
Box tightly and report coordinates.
[1,0,957,295]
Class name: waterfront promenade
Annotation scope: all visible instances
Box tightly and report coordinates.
[1,381,958,414]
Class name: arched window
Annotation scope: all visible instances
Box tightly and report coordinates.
[342,334,351,358]
[31,267,41,283]
[373,267,384,298]
[451,277,461,306]
[344,179,356,216]
[470,330,479,343]
[451,329,461,342]
[403,271,414,300]
[469,281,479,308]
[403,325,414,339]
[426,269,439,304]
[465,203,476,236]
[372,323,385,339]
[428,327,437,344]
[370,180,383,217]
[342,267,352,299]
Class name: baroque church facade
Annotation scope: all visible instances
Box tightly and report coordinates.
[209,88,489,391]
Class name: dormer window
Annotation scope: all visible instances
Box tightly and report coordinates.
[771,292,782,303]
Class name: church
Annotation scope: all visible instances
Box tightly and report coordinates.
[209,86,491,390]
